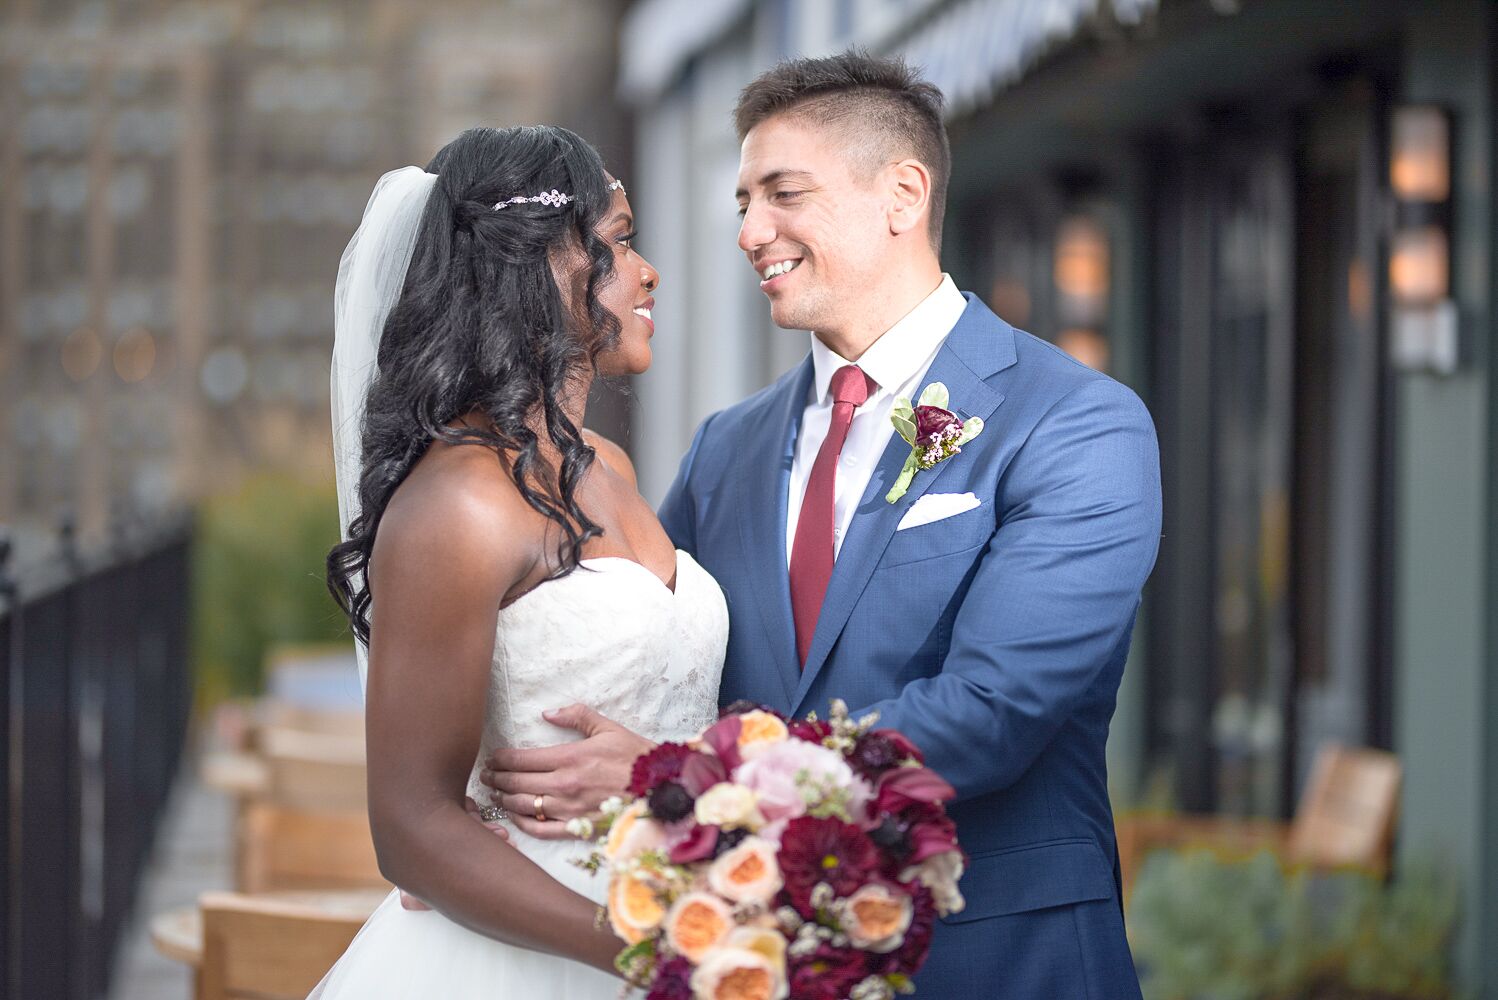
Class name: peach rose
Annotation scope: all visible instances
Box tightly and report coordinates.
[725,925,788,968]
[608,871,666,944]
[606,799,667,863]
[707,836,783,906]
[842,883,913,953]
[736,710,790,759]
[688,946,788,1000]
[664,891,734,962]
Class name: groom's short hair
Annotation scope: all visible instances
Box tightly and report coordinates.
[734,50,950,254]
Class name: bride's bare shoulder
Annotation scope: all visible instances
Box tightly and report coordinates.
[371,441,544,593]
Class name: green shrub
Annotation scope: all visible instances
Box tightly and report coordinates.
[1128,848,1458,1000]
[191,473,347,703]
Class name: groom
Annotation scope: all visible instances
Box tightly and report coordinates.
[488,52,1161,998]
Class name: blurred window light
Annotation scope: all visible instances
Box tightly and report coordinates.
[50,284,90,333]
[13,397,45,447]
[201,347,249,404]
[113,327,157,384]
[1347,258,1373,326]
[133,461,176,512]
[108,167,151,220]
[51,166,91,216]
[251,292,298,340]
[61,327,104,381]
[988,277,1032,328]
[1390,105,1450,203]
[109,287,154,331]
[67,1,109,41]
[1056,327,1110,372]
[22,63,54,99]
[111,67,149,101]
[22,295,50,341]
[1389,225,1449,308]
[1054,214,1110,327]
[45,400,83,455]
[23,172,51,211]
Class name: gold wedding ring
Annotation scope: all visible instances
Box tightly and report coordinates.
[534,794,547,823]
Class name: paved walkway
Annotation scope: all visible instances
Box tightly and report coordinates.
[108,745,234,1000]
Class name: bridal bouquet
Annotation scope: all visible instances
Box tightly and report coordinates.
[572,701,965,1000]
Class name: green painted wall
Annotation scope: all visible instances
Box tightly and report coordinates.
[1393,3,1494,993]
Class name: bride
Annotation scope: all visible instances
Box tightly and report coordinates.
[313,125,727,997]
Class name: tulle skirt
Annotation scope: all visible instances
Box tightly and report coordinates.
[308,831,623,999]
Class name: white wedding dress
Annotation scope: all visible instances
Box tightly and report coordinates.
[310,551,727,998]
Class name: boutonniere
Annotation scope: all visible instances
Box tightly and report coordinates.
[886,382,984,503]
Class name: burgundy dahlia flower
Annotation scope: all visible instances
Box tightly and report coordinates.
[788,942,871,1000]
[645,956,694,1000]
[778,816,878,916]
[627,742,696,797]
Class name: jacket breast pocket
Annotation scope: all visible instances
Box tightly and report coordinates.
[878,503,994,569]
[941,838,1117,923]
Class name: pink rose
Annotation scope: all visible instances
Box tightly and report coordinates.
[736,739,871,831]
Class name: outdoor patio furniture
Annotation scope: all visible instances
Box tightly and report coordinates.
[1117,744,1402,901]
[192,889,382,999]
[236,800,387,895]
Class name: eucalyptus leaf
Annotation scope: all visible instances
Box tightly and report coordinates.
[917,382,949,409]
[885,450,921,503]
[958,416,984,446]
[891,412,917,445]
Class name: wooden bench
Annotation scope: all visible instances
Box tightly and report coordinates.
[1118,744,1402,902]
[198,891,371,999]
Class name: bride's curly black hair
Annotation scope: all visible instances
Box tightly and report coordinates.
[327,125,623,645]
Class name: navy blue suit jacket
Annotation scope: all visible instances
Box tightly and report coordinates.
[658,295,1160,999]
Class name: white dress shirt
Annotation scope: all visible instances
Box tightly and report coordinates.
[786,274,968,566]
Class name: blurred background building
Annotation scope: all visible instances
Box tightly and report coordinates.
[619,0,1496,994]
[0,0,631,563]
[0,1,629,997]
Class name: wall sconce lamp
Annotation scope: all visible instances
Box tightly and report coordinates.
[1053,213,1110,372]
[1388,105,1459,374]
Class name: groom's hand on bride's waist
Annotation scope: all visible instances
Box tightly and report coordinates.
[478,704,655,841]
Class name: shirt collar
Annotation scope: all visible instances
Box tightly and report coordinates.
[810,274,966,404]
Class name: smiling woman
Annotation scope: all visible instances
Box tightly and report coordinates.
[307,123,724,1000]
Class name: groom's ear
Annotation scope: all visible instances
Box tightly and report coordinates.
[886,158,933,239]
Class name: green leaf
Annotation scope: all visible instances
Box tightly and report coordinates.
[613,937,656,981]
[958,416,984,445]
[891,412,917,445]
[917,382,949,409]
[885,450,921,503]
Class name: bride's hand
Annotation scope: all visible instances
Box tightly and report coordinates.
[398,797,509,910]
[478,704,655,840]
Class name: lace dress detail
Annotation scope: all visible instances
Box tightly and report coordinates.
[311,551,727,999]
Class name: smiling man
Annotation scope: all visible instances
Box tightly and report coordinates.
[662,52,1161,998]
[484,51,1161,999]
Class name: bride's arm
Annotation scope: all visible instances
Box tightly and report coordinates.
[361,456,623,974]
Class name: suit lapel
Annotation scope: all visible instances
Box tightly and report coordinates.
[734,358,812,707]
[793,295,1016,710]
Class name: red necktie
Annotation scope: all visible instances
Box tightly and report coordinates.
[790,364,875,666]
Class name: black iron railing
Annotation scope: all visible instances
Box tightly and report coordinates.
[1,514,194,1000]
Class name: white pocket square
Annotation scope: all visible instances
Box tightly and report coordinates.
[896,492,981,531]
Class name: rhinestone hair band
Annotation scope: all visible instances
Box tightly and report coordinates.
[493,177,624,212]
